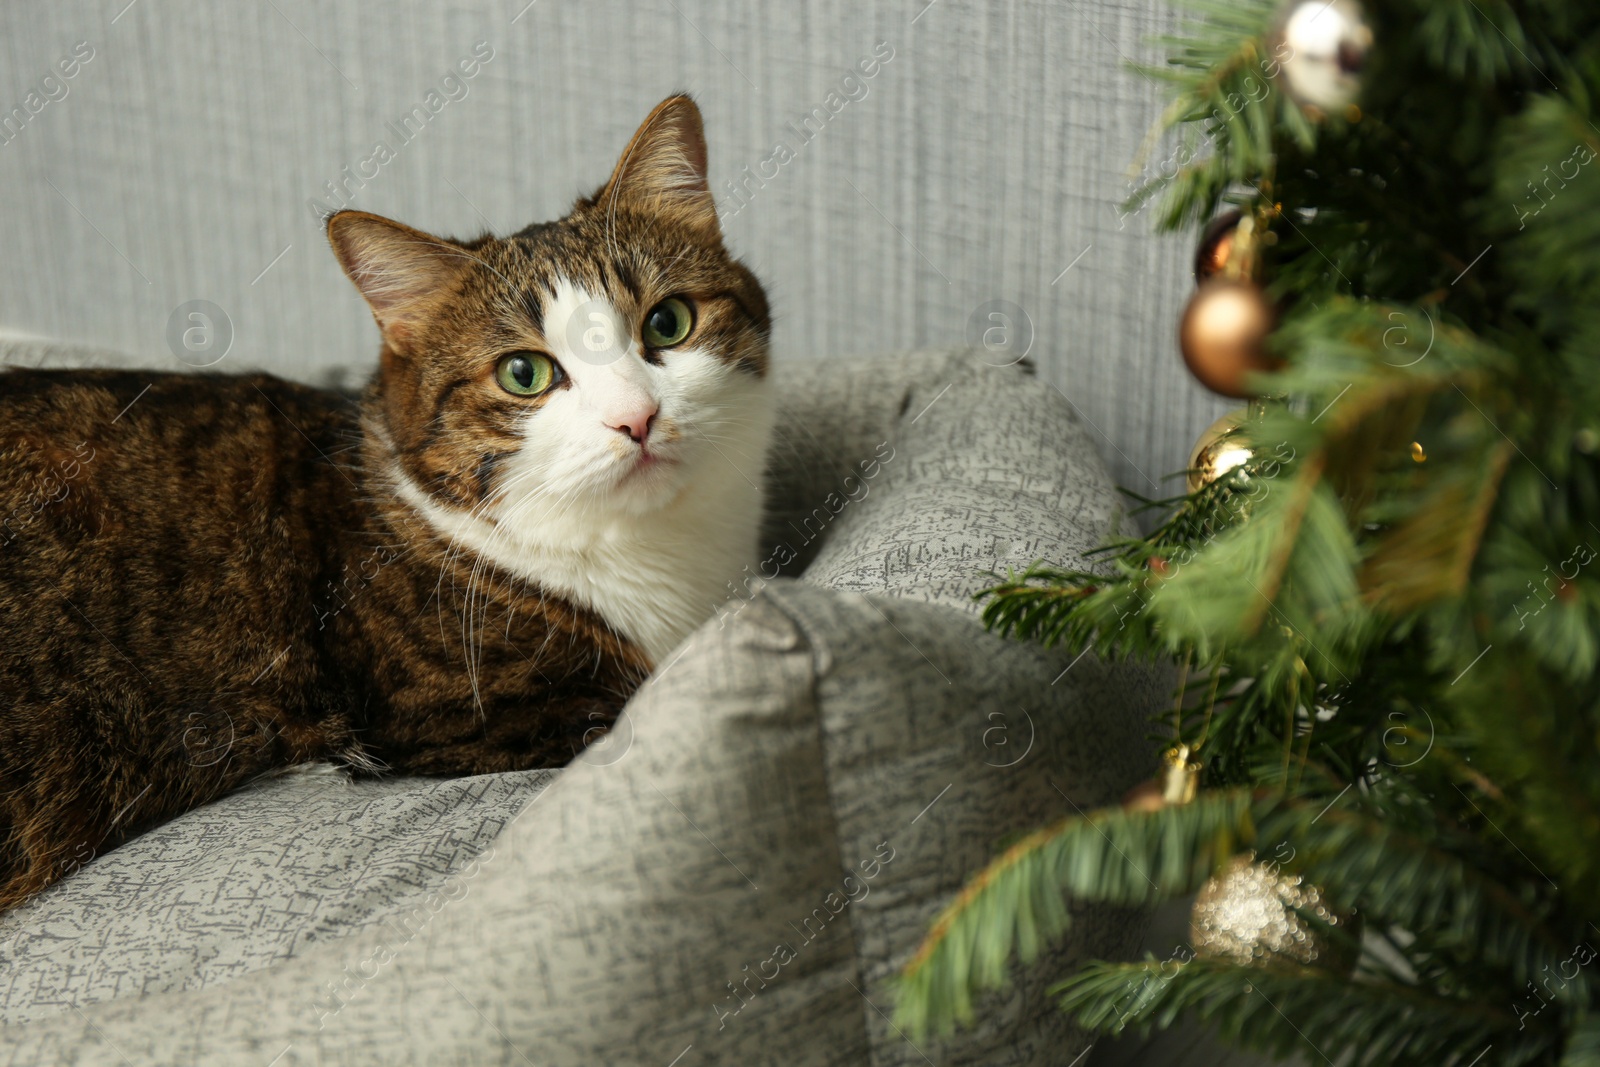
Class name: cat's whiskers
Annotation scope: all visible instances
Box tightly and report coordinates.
[462,546,497,718]
[464,492,624,693]
[384,454,525,687]
[431,454,609,705]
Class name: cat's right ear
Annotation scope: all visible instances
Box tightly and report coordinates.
[327,211,462,346]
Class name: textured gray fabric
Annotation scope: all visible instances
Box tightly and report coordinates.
[761,348,1160,1064]
[762,351,938,577]
[0,768,555,1025]
[800,348,1120,608]
[778,587,1158,1067]
[0,341,1166,1063]
[0,0,1230,505]
[0,588,1158,1067]
[1,587,869,1066]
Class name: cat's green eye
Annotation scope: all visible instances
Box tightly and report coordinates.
[642,297,693,349]
[495,352,559,397]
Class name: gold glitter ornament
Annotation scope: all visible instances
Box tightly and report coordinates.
[1190,853,1357,972]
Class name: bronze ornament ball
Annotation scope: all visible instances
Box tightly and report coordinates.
[1178,280,1279,398]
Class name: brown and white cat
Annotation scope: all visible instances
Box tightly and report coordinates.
[0,95,773,913]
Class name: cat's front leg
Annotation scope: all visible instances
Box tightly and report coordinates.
[362,690,625,777]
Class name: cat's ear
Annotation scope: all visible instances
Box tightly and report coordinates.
[595,95,718,234]
[326,210,463,344]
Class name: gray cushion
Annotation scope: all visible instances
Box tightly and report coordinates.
[798,351,1119,610]
[0,345,1165,1065]
[0,768,555,1022]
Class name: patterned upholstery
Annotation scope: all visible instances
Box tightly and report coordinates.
[0,345,1166,1064]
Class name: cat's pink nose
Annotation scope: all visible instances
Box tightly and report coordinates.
[607,405,658,444]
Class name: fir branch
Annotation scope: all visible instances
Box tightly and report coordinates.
[1360,441,1515,614]
[1054,959,1526,1066]
[1255,799,1585,997]
[948,5,1600,1062]
[892,789,1256,1037]
[1561,1016,1600,1067]
[893,783,1582,1041]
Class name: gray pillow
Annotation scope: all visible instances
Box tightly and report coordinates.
[797,350,1120,609]
[0,583,1160,1067]
[765,584,1158,1067]
[0,768,555,1023]
[768,348,1159,1065]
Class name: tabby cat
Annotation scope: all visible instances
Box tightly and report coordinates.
[0,95,773,913]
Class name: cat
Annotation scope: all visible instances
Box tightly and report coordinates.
[0,95,774,914]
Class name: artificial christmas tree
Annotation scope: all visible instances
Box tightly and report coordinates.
[894,1,1600,1063]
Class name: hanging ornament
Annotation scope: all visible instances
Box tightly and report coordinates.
[1195,208,1272,285]
[1179,280,1279,398]
[1122,744,1202,813]
[1194,210,1244,283]
[1272,0,1373,115]
[1190,853,1358,973]
[1188,411,1256,493]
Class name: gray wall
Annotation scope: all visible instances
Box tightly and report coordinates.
[0,0,1230,504]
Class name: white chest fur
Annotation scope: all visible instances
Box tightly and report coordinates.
[496,465,766,665]
[395,458,767,665]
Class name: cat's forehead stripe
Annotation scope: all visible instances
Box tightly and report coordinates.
[518,288,544,335]
[603,258,641,303]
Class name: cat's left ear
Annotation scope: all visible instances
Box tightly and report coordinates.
[595,94,719,235]
[327,210,464,347]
